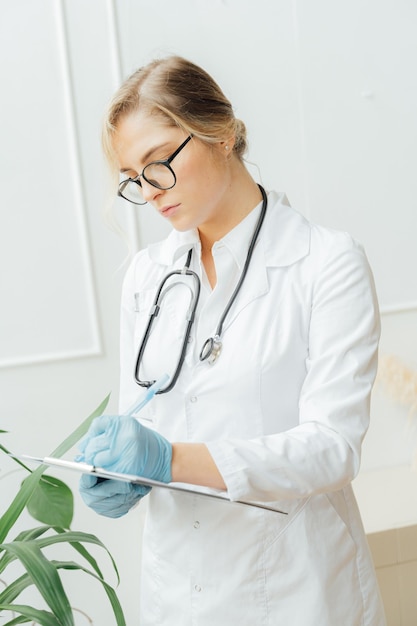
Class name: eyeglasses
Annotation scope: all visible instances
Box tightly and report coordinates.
[118,135,193,205]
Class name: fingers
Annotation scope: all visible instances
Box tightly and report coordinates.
[87,415,118,438]
[81,434,112,465]
[78,477,151,518]
[79,473,99,489]
[78,415,121,456]
[78,415,143,471]
[80,477,131,497]
[78,416,121,464]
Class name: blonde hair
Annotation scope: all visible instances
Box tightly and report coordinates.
[102,56,248,180]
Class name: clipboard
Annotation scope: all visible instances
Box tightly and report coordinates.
[12,454,287,515]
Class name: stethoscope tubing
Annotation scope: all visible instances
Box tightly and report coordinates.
[134,251,200,393]
[206,184,267,342]
[134,185,267,392]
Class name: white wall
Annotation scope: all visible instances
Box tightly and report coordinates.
[1,0,416,623]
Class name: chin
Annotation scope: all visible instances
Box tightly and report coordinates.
[169,216,198,233]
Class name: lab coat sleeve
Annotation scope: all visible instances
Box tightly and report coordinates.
[206,235,381,503]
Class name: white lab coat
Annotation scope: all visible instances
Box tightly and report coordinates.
[119,191,386,625]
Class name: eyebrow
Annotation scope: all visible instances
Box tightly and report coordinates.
[119,141,172,174]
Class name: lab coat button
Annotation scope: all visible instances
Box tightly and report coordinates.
[194,584,202,592]
[190,396,198,403]
[193,521,200,529]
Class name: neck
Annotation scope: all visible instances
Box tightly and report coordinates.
[198,167,263,253]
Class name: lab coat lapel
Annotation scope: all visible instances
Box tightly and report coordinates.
[221,192,311,330]
[146,192,311,332]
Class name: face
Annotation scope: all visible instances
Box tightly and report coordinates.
[113,111,233,236]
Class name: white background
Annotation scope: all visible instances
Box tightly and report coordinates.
[1,1,416,623]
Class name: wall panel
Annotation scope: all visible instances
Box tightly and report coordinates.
[0,0,101,367]
[294,0,417,312]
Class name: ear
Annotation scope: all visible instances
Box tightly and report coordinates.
[219,137,236,156]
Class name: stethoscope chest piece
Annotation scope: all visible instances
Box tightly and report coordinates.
[199,335,222,364]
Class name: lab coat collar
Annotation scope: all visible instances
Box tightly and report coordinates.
[219,198,264,270]
[148,227,200,266]
[261,191,311,267]
[147,190,311,268]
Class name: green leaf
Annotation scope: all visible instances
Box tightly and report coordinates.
[0,571,32,604]
[0,465,46,544]
[0,546,125,624]
[49,393,111,459]
[12,526,51,542]
[0,395,122,625]
[0,441,33,474]
[0,617,30,625]
[0,541,74,626]
[36,529,120,584]
[0,559,124,626]
[1,530,120,600]
[1,528,119,594]
[0,615,31,625]
[0,527,50,574]
[0,394,110,543]
[51,560,126,626]
[26,476,73,528]
[50,528,105,581]
[0,603,61,626]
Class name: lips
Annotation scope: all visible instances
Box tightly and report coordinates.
[160,203,180,218]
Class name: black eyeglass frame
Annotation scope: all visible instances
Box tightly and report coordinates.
[118,134,193,205]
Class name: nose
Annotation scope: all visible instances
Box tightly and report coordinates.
[141,179,164,204]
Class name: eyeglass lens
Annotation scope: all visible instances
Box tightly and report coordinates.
[118,135,192,206]
[120,164,175,204]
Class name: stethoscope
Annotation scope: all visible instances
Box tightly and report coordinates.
[134,184,268,394]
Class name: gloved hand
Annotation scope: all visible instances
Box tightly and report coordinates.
[78,415,172,483]
[79,474,150,518]
[77,415,172,518]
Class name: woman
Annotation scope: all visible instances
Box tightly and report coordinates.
[78,56,386,625]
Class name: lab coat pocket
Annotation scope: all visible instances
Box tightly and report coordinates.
[263,494,363,624]
[262,496,310,550]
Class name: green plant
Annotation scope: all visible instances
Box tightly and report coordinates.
[0,395,126,626]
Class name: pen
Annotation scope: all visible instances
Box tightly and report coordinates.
[123,373,170,416]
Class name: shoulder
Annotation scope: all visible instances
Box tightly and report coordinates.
[265,190,367,269]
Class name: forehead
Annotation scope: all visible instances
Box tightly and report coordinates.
[113,111,179,170]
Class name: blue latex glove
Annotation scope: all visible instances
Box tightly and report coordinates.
[79,415,172,483]
[78,415,172,483]
[79,474,150,518]
[77,415,172,518]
